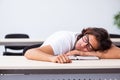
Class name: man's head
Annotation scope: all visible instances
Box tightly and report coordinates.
[75,27,112,52]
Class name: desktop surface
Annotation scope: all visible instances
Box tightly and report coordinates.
[0,56,120,74]
[0,56,120,69]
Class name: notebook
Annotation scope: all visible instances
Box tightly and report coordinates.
[68,56,99,60]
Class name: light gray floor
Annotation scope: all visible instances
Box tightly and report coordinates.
[0,74,120,80]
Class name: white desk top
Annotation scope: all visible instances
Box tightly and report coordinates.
[0,38,119,42]
[111,38,120,42]
[0,38,119,46]
[0,39,44,46]
[0,56,120,69]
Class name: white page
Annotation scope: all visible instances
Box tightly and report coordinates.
[68,56,99,60]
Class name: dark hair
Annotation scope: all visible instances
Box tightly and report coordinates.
[77,27,112,51]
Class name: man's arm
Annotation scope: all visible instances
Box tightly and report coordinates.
[66,45,120,59]
[98,45,120,59]
[24,45,54,62]
[24,45,71,63]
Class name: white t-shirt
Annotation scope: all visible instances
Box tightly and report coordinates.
[41,31,80,55]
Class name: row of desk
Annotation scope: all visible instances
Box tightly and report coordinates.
[0,38,120,46]
[0,38,120,80]
[0,39,44,46]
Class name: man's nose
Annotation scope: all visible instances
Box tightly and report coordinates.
[81,42,88,47]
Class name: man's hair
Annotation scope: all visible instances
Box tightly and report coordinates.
[77,27,112,51]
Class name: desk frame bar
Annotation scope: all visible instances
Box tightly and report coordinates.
[1,68,120,74]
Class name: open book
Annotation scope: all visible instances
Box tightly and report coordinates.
[68,56,99,60]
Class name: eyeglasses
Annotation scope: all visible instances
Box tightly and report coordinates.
[82,34,95,51]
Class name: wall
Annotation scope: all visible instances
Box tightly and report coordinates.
[0,0,120,55]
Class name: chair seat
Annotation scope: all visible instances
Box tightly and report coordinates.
[3,52,23,56]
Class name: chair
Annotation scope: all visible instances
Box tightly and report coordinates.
[110,34,120,48]
[3,33,30,56]
[23,43,43,55]
[110,34,120,38]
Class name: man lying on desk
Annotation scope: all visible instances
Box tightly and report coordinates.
[24,27,120,63]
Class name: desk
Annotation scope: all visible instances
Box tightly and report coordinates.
[0,56,120,80]
[0,38,120,46]
[111,38,120,47]
[111,38,120,42]
[0,39,44,46]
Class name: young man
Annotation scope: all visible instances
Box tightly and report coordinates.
[24,27,120,63]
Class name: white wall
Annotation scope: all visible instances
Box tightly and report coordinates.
[0,0,120,55]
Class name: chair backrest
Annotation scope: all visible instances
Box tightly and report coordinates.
[4,33,30,50]
[110,34,120,38]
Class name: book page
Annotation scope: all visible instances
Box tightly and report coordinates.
[68,56,99,60]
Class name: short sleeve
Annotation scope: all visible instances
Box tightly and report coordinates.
[41,31,78,55]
